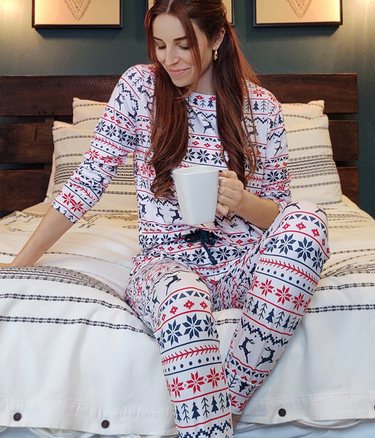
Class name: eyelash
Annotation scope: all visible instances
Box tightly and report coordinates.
[156,45,190,51]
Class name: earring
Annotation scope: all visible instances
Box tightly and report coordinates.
[213,49,218,61]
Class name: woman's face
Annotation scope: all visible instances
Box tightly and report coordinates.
[153,13,223,95]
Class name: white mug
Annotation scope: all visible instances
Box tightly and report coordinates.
[172,166,219,226]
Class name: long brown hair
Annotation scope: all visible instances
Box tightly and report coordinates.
[145,0,259,198]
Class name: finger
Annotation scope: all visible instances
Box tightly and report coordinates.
[216,202,229,216]
[219,170,238,180]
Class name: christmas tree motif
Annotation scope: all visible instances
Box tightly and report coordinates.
[275,311,285,328]
[201,397,210,417]
[261,101,268,112]
[266,308,275,324]
[219,393,226,411]
[251,300,259,315]
[258,302,268,319]
[211,395,219,413]
[253,101,259,112]
[283,315,290,329]
[191,402,201,420]
[181,403,190,422]
[175,406,182,422]
[226,393,231,408]
[289,316,298,332]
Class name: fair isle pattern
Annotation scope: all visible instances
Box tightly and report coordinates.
[126,201,329,433]
[52,64,291,277]
[127,260,233,438]
[223,202,329,413]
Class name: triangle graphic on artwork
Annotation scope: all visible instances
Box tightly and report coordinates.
[287,0,314,18]
[64,0,92,21]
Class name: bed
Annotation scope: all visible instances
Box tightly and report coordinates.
[0,72,374,438]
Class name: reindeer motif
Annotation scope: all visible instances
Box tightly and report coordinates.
[170,208,182,223]
[238,337,255,363]
[156,206,165,222]
[256,346,276,367]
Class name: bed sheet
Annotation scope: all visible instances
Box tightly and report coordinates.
[0,197,374,435]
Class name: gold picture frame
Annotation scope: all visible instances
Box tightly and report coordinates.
[32,0,123,29]
[254,0,342,27]
[146,0,234,25]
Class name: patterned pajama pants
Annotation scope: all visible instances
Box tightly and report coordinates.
[125,201,330,438]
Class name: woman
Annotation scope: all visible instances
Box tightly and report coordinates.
[0,1,330,437]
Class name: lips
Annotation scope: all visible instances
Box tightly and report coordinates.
[168,68,188,77]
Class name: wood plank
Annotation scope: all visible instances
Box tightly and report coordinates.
[1,75,119,117]
[338,167,359,205]
[0,170,50,211]
[329,120,359,161]
[0,123,54,164]
[259,73,358,114]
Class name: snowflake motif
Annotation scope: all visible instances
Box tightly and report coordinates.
[185,149,196,161]
[216,246,232,262]
[260,279,274,297]
[88,149,100,161]
[191,249,206,264]
[186,372,205,395]
[183,314,203,339]
[312,229,320,237]
[275,285,292,305]
[196,150,210,163]
[165,320,182,345]
[312,248,324,271]
[179,252,191,264]
[296,237,314,261]
[251,275,260,291]
[105,125,117,138]
[278,234,296,254]
[266,237,279,253]
[231,246,245,259]
[62,192,75,206]
[296,222,306,230]
[169,377,185,398]
[212,151,223,165]
[292,293,306,310]
[203,315,215,338]
[96,120,106,132]
[206,368,221,388]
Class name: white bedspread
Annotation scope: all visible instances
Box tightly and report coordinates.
[0,197,374,435]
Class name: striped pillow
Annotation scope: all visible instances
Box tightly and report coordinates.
[282,101,342,205]
[51,121,137,214]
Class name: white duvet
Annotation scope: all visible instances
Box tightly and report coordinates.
[0,197,374,436]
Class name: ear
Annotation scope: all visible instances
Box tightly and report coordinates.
[213,28,225,51]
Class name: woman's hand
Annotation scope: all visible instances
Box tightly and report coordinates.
[217,170,245,216]
[216,169,279,229]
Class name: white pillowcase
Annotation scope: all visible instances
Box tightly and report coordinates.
[47,98,137,214]
[282,100,342,205]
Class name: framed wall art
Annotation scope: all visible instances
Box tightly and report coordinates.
[146,0,234,25]
[32,0,123,29]
[253,0,342,27]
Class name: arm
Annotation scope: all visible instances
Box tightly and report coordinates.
[7,206,74,267]
[217,170,279,230]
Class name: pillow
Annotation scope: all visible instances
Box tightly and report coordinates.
[45,98,108,203]
[281,101,342,205]
[51,120,137,214]
[72,97,107,129]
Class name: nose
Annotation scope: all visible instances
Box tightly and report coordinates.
[164,46,179,66]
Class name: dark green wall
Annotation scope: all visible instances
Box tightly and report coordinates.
[1,0,374,218]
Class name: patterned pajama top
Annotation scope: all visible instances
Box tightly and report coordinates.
[52,64,291,284]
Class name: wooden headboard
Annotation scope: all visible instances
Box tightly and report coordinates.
[0,73,358,214]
